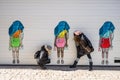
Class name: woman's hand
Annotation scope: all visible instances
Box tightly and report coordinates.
[109,45,113,50]
[98,47,101,52]
[65,43,68,47]
[9,46,12,51]
[20,44,24,49]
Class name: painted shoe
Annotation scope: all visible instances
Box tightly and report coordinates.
[17,59,20,63]
[61,60,64,64]
[106,60,109,65]
[57,60,60,64]
[12,60,15,64]
[101,60,104,65]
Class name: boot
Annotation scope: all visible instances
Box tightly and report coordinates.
[39,63,47,69]
[40,64,47,69]
[41,66,47,69]
[12,59,15,64]
[69,61,78,68]
[89,62,93,71]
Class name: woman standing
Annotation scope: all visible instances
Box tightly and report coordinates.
[69,30,94,71]
[54,21,70,64]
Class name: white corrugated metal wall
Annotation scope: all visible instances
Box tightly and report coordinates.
[0,0,120,65]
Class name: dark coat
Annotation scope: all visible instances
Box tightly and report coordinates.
[74,33,94,54]
[34,45,50,65]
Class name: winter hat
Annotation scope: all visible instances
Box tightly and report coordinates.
[45,45,52,54]
[74,30,81,35]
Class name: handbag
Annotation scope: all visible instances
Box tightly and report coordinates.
[34,51,40,59]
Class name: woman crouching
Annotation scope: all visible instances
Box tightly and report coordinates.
[34,45,52,69]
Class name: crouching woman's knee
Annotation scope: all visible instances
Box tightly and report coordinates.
[46,59,51,64]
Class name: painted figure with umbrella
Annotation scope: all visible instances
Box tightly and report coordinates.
[98,21,115,65]
[54,21,70,64]
[8,20,24,64]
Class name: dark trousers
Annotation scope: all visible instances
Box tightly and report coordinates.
[38,59,50,67]
[70,46,93,70]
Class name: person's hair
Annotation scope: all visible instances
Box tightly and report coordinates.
[74,35,80,42]
[73,33,76,36]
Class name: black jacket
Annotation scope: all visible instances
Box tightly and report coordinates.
[34,45,50,64]
[74,33,94,54]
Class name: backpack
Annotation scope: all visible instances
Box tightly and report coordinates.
[34,50,40,59]
[79,34,94,53]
